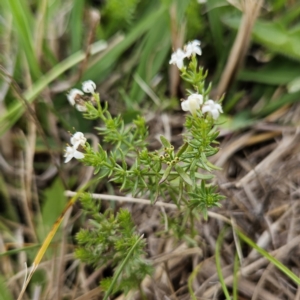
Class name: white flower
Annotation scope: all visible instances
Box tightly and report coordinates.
[181,93,203,115]
[202,100,223,120]
[67,89,83,106]
[185,40,202,58]
[75,104,87,112]
[169,49,186,69]
[71,132,86,149]
[197,0,206,3]
[64,146,84,163]
[82,80,96,94]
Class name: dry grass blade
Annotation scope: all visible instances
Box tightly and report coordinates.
[16,179,97,300]
[77,9,100,81]
[217,0,264,96]
[236,131,299,187]
[74,287,102,300]
[16,198,75,300]
[169,3,186,97]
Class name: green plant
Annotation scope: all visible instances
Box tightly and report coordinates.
[75,193,152,295]
[65,40,225,296]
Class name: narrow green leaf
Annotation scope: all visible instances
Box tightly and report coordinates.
[237,229,300,285]
[176,142,189,158]
[175,165,193,186]
[188,262,202,300]
[239,57,300,85]
[233,252,239,300]
[0,244,40,258]
[70,0,85,53]
[206,0,227,57]
[216,228,231,300]
[223,15,300,61]
[279,4,300,26]
[7,0,41,79]
[204,156,222,170]
[82,5,167,81]
[103,235,144,300]
[129,14,171,102]
[194,173,214,180]
[159,164,173,184]
[0,276,13,300]
[160,135,171,148]
[40,178,66,235]
[256,91,300,117]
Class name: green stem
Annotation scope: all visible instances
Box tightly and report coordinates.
[233,252,239,300]
[139,284,147,300]
[103,234,145,300]
[215,228,231,300]
[189,209,196,238]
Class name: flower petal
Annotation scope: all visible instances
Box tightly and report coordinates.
[82,80,96,93]
[67,89,83,106]
[71,132,86,149]
[202,106,210,114]
[181,101,190,111]
[74,150,84,160]
[169,49,186,69]
[76,104,87,112]
[185,40,202,58]
[215,103,223,113]
[211,109,219,120]
[64,155,73,163]
[187,94,203,106]
[202,100,223,119]
[181,93,203,114]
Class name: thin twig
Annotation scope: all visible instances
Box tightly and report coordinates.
[64,191,231,224]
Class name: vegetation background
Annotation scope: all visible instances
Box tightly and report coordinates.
[1,0,300,299]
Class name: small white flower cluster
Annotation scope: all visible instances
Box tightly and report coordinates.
[67,80,96,112]
[169,40,202,69]
[181,93,223,120]
[64,132,86,163]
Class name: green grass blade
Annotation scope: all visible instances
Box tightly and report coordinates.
[279,3,300,26]
[70,0,85,53]
[188,262,202,300]
[0,40,107,137]
[223,15,300,61]
[103,234,145,300]
[206,0,227,57]
[41,178,66,232]
[82,5,167,82]
[0,276,13,300]
[237,229,300,285]
[232,252,239,300]
[6,0,41,79]
[0,244,40,258]
[239,57,300,85]
[129,14,171,103]
[256,90,300,117]
[215,228,231,300]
